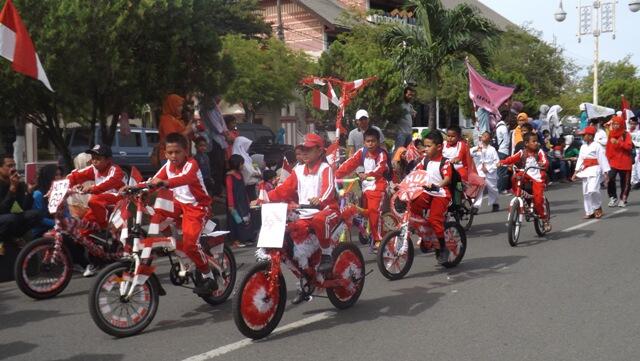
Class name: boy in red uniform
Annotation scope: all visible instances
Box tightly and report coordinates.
[148,133,216,295]
[499,133,551,231]
[442,125,470,182]
[260,133,339,303]
[336,128,388,249]
[412,131,453,264]
[68,144,126,231]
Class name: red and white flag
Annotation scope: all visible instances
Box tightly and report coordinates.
[327,81,340,106]
[0,0,53,91]
[621,95,632,121]
[343,77,376,92]
[404,142,421,162]
[312,89,330,111]
[278,156,293,185]
[128,166,143,186]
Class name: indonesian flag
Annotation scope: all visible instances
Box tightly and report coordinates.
[278,156,293,185]
[0,0,53,91]
[325,142,340,166]
[312,89,330,111]
[128,166,143,186]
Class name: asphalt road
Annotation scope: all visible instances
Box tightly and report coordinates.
[1,181,639,361]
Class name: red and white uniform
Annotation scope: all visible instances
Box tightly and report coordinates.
[576,141,610,216]
[266,160,339,251]
[336,148,388,241]
[500,149,549,218]
[150,159,212,273]
[410,156,452,238]
[442,140,470,181]
[67,164,126,228]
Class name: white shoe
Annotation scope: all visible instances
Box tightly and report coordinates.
[83,264,97,277]
[618,200,627,208]
[608,197,618,207]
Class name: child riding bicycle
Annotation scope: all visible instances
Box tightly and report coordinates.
[255,133,339,303]
[147,132,218,296]
[499,133,551,232]
[336,128,388,249]
[411,131,453,264]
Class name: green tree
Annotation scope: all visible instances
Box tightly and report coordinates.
[222,35,314,123]
[382,0,499,130]
[0,0,268,166]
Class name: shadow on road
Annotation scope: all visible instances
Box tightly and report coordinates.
[0,341,38,360]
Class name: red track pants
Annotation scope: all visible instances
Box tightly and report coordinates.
[288,209,340,250]
[151,201,210,273]
[84,193,120,228]
[409,193,450,238]
[363,190,384,241]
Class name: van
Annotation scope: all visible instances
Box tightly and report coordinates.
[67,127,159,176]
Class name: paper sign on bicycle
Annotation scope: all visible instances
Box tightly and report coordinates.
[48,179,70,213]
[257,203,288,248]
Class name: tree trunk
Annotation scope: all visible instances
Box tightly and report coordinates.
[243,103,255,123]
[428,74,437,130]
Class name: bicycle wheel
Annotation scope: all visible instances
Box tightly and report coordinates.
[381,212,399,234]
[14,237,72,299]
[89,261,159,337]
[199,245,237,305]
[534,198,551,237]
[377,230,414,280]
[507,206,521,247]
[327,242,365,309]
[460,198,475,231]
[232,261,286,340]
[440,222,467,268]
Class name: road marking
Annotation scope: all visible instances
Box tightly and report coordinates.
[181,311,335,361]
[560,208,628,233]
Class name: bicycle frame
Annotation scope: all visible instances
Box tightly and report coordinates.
[507,165,541,222]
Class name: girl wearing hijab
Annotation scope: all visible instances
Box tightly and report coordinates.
[605,116,633,207]
[157,94,194,161]
[547,105,563,139]
[232,136,262,200]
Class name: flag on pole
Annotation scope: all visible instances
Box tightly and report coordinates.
[584,103,615,120]
[311,89,330,111]
[327,82,340,106]
[621,95,632,121]
[0,0,53,91]
[278,156,293,185]
[466,61,513,115]
[128,166,143,186]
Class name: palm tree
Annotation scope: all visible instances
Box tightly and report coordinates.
[382,0,499,130]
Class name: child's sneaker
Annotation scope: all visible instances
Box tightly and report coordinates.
[618,200,627,208]
[608,197,618,207]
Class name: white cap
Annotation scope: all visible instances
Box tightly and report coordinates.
[355,109,369,120]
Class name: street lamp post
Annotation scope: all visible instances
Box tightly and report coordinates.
[555,0,621,106]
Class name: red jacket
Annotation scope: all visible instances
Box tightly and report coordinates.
[606,132,633,171]
[67,164,126,194]
[154,158,212,206]
[336,148,388,192]
[267,161,337,210]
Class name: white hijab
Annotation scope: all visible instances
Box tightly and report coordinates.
[548,105,563,138]
[232,136,261,185]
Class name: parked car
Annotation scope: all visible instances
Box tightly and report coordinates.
[66,126,159,177]
[236,123,293,167]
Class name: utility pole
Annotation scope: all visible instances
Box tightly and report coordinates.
[276,0,285,41]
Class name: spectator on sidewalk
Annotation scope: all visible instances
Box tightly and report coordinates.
[0,154,41,251]
[347,109,384,157]
[199,95,227,196]
[395,87,416,150]
[31,165,64,238]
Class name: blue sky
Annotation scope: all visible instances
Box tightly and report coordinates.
[478,0,639,72]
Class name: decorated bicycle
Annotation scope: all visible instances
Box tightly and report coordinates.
[88,184,236,337]
[14,178,126,299]
[376,169,467,280]
[232,202,365,340]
